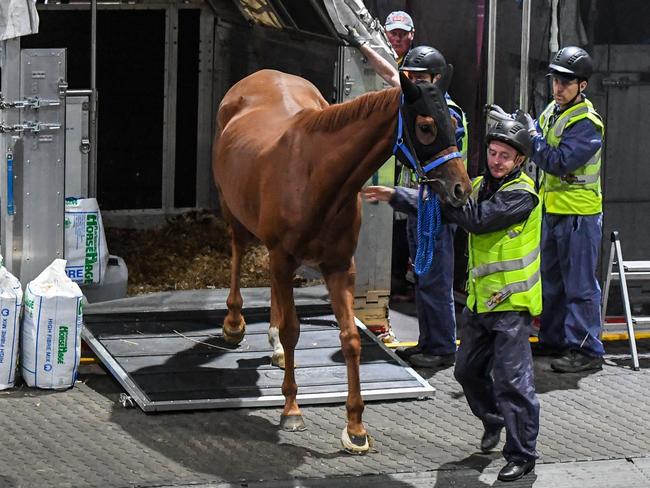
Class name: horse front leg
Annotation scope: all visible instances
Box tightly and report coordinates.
[321,259,370,454]
[269,250,304,431]
[223,220,249,344]
[269,283,285,369]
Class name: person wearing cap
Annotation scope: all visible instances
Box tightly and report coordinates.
[443,119,540,482]
[384,10,415,64]
[359,45,469,369]
[517,46,605,373]
[340,11,414,88]
[340,12,416,302]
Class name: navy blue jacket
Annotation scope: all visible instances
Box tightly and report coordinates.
[531,115,602,175]
[390,171,537,234]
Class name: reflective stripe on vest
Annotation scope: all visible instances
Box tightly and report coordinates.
[539,98,604,215]
[466,173,542,315]
[485,269,541,311]
[472,246,540,278]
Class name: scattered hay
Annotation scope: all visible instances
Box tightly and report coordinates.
[105,211,320,296]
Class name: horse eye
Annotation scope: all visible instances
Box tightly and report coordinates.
[418,124,432,133]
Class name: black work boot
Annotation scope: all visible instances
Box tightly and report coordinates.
[395,345,423,360]
[497,459,535,482]
[550,350,603,373]
[480,424,503,452]
[408,353,456,368]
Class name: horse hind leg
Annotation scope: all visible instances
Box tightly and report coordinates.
[222,213,251,345]
[269,249,304,431]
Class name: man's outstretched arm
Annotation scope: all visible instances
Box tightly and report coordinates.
[340,26,400,88]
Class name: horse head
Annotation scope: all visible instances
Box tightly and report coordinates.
[398,72,471,207]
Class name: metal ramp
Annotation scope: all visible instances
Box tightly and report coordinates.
[82,303,434,412]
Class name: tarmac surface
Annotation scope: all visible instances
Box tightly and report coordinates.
[1,289,649,487]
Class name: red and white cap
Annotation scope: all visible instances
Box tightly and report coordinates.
[385,11,414,32]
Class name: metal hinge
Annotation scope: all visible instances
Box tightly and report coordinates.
[343,75,355,96]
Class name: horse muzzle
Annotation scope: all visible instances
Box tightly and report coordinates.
[425,177,471,207]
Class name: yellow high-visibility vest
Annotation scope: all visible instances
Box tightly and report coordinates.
[539,98,604,215]
[466,173,542,315]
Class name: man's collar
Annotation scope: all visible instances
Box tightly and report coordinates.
[486,166,523,186]
[555,94,585,113]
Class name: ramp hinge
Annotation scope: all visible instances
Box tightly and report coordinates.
[119,393,136,409]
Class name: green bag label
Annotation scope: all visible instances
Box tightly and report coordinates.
[84,214,99,284]
[57,325,69,364]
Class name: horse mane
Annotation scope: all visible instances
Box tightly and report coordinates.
[301,87,400,134]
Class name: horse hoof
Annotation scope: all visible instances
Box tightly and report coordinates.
[341,427,372,455]
[223,319,246,345]
[280,414,306,432]
[271,352,285,369]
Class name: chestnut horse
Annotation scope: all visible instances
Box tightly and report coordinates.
[212,69,470,453]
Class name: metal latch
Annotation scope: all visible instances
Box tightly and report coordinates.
[0,123,25,133]
[58,79,69,97]
[80,138,91,154]
[25,122,62,133]
[0,96,61,110]
[0,121,61,133]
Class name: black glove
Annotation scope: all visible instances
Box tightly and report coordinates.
[340,25,366,49]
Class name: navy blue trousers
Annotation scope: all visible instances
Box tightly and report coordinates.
[538,213,605,357]
[406,216,456,355]
[454,309,540,462]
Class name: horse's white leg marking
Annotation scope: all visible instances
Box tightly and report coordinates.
[269,326,285,369]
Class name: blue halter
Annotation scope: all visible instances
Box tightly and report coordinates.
[392,98,461,275]
[392,104,462,183]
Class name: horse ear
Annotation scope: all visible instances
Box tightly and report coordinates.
[400,72,421,104]
[436,64,454,94]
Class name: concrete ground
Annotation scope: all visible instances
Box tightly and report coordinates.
[0,288,648,487]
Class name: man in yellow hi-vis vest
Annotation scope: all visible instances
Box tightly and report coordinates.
[519,46,605,373]
[443,119,540,482]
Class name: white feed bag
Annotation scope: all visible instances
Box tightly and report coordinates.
[21,259,84,390]
[0,256,23,389]
[64,197,109,285]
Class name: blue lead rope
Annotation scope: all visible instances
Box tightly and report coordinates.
[392,97,458,275]
[414,184,441,276]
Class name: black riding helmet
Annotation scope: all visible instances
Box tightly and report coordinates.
[400,46,447,75]
[486,119,532,158]
[548,46,593,80]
